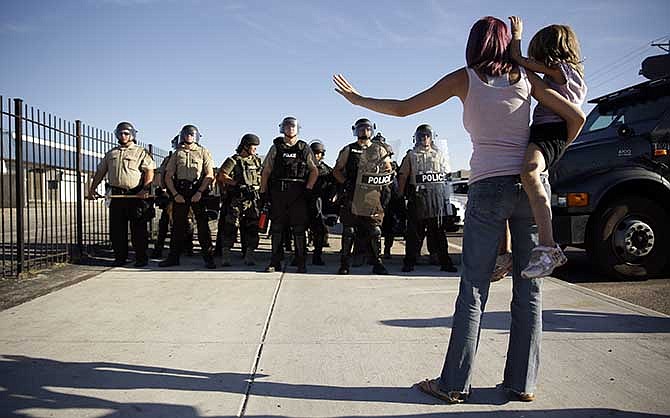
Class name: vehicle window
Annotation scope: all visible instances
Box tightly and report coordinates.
[582,109,619,133]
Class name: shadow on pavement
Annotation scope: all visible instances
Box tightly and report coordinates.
[1,355,664,417]
[380,309,670,333]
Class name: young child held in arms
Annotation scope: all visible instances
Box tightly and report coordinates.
[492,16,587,281]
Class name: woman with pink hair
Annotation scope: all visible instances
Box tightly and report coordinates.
[334,16,584,403]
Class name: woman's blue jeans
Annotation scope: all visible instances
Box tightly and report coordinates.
[438,174,549,395]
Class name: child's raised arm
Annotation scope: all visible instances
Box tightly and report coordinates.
[508,16,566,84]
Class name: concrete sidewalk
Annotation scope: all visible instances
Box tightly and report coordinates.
[1,249,669,417]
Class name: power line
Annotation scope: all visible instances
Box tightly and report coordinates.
[586,34,669,82]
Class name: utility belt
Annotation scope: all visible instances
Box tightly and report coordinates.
[233,184,261,201]
[175,179,203,198]
[271,177,306,192]
[108,185,155,221]
[109,185,143,195]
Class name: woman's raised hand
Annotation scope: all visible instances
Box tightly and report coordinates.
[333,74,362,105]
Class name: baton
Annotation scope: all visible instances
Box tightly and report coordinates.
[107,194,156,199]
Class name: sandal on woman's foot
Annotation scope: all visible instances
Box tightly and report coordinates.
[507,389,535,402]
[498,383,535,402]
[416,378,469,404]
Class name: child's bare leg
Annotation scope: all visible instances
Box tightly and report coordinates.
[521,144,554,247]
[491,221,513,282]
[500,221,511,254]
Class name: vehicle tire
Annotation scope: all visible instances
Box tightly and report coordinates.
[587,196,669,280]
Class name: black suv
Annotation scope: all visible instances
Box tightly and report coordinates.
[550,76,670,280]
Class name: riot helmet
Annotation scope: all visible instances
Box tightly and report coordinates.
[352,118,375,138]
[310,140,325,154]
[414,124,435,148]
[171,135,179,150]
[179,124,200,144]
[279,116,299,136]
[237,133,261,154]
[114,121,137,142]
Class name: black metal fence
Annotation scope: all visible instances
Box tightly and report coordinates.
[1,96,169,278]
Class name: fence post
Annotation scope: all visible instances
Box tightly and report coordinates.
[147,143,155,241]
[74,120,84,262]
[13,98,24,275]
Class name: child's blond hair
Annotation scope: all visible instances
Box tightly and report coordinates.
[528,24,584,78]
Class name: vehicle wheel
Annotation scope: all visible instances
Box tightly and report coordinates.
[587,196,669,280]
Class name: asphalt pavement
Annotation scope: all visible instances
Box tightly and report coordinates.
[1,240,669,418]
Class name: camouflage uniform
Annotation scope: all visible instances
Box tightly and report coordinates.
[219,153,262,265]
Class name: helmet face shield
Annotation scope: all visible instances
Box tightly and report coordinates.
[114,122,136,142]
[280,117,299,135]
[180,125,200,143]
[353,121,375,138]
[414,124,435,145]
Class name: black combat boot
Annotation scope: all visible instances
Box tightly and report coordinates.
[370,229,388,275]
[265,231,284,272]
[338,230,355,275]
[203,250,216,269]
[440,254,458,272]
[159,256,179,267]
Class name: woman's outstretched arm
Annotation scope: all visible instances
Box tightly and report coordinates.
[332,68,468,117]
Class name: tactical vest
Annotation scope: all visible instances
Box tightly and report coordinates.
[345,142,365,185]
[314,160,334,194]
[232,154,262,189]
[407,148,449,185]
[271,137,309,182]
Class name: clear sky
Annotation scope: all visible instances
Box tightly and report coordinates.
[1,0,668,169]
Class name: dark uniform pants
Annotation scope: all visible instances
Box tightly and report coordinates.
[308,204,327,255]
[155,205,194,255]
[110,198,149,263]
[169,199,212,260]
[269,183,308,266]
[222,198,259,252]
[404,208,452,267]
[339,202,383,267]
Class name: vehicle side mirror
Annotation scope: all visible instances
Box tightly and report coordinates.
[617,123,634,138]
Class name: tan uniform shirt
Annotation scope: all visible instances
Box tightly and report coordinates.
[94,143,155,189]
[167,143,214,182]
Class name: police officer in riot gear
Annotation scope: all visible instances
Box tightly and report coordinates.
[308,140,337,265]
[152,135,195,259]
[218,133,263,267]
[398,124,457,272]
[89,122,155,267]
[159,124,217,269]
[333,118,392,275]
[260,116,319,273]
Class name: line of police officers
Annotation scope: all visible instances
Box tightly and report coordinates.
[89,117,456,274]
